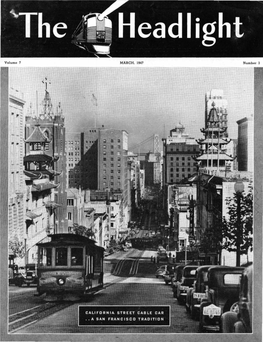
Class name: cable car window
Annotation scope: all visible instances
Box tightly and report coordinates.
[55,248,68,266]
[71,248,83,266]
[39,247,52,266]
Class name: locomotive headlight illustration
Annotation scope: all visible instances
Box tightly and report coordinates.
[71,13,112,56]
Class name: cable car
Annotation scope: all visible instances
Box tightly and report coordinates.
[37,234,104,301]
[72,13,112,55]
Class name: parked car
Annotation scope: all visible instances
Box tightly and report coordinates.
[199,266,244,332]
[157,250,168,261]
[23,263,38,287]
[155,265,168,278]
[163,265,177,284]
[172,264,185,298]
[177,265,198,305]
[221,264,253,333]
[185,265,212,319]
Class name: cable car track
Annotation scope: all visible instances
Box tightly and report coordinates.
[9,301,75,333]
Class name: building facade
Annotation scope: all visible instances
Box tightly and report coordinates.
[237,116,254,172]
[25,84,68,233]
[163,123,199,185]
[8,88,26,264]
[24,124,61,264]
[65,132,81,188]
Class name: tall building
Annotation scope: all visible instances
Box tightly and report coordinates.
[81,129,100,189]
[196,102,234,174]
[162,123,199,185]
[236,115,254,172]
[98,128,130,227]
[65,132,81,188]
[8,88,26,258]
[205,89,228,137]
[25,80,68,233]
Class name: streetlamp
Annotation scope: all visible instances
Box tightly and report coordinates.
[234,179,244,267]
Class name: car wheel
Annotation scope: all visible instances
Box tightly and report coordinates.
[199,321,205,333]
[221,312,238,333]
[190,306,197,320]
[177,297,183,305]
[233,321,246,333]
[230,302,239,313]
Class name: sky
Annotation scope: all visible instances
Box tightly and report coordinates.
[9,67,254,151]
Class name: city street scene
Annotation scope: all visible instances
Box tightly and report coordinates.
[6,67,254,336]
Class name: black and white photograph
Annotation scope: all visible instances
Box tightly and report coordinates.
[0,1,262,342]
[1,65,261,340]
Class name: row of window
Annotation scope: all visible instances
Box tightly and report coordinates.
[66,141,80,145]
[170,167,192,172]
[170,174,192,181]
[103,145,121,150]
[103,139,121,143]
[169,156,193,161]
[169,162,193,167]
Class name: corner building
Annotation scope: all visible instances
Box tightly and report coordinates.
[163,123,199,184]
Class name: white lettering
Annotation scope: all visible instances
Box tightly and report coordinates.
[118,12,135,38]
[138,22,152,38]
[53,22,67,38]
[19,12,38,38]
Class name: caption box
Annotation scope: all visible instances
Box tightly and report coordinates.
[79,305,170,326]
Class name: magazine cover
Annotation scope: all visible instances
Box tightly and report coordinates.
[1,1,262,342]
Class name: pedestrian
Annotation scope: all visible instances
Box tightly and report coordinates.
[153,257,155,264]
[151,255,153,262]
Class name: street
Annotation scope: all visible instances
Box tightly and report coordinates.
[9,248,199,334]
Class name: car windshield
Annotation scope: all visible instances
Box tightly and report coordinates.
[182,278,195,286]
[183,268,197,277]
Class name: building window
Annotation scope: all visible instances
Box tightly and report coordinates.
[67,199,74,206]
[68,212,72,220]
